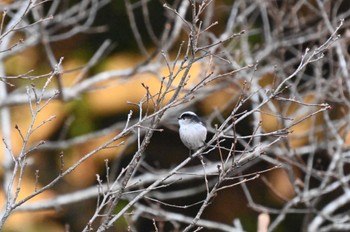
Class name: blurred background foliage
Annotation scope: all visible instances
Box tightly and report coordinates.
[0,0,349,231]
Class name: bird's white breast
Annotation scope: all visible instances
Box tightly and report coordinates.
[179,122,207,150]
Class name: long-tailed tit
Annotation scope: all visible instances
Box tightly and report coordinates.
[178,111,207,154]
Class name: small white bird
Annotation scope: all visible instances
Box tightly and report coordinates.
[178,111,207,154]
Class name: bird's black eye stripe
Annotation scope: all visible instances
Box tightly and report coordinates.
[180,113,194,119]
[180,113,201,123]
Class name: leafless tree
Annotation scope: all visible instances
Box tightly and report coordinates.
[0,0,349,232]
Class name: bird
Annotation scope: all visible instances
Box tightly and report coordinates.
[178,111,207,156]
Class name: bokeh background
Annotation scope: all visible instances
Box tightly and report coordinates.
[1,0,350,231]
